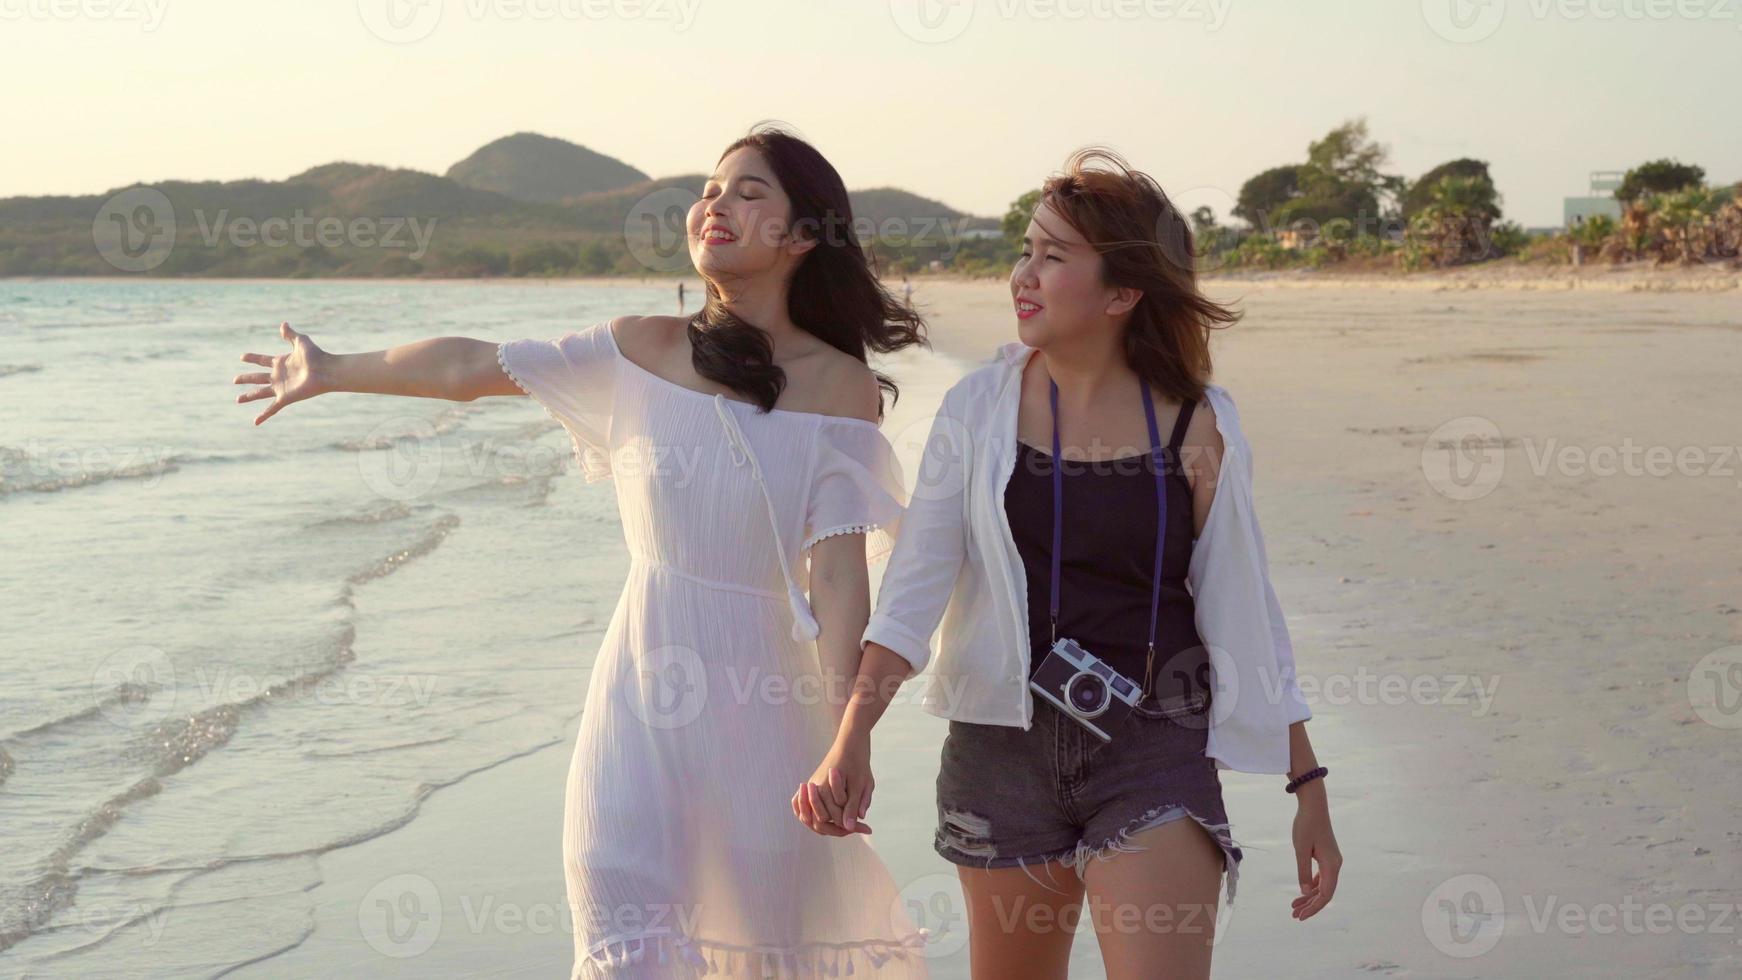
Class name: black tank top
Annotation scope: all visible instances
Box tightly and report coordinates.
[1004,397,1208,705]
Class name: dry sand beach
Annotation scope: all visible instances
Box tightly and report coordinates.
[229,278,1740,979]
[1201,260,1742,294]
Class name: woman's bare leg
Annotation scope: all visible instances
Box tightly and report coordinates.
[1081,818,1224,980]
[957,859,1085,980]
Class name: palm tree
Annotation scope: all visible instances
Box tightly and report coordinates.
[1651,187,1719,265]
[1413,175,1502,266]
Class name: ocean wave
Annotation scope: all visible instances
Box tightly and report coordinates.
[4,682,157,744]
[0,448,277,498]
[329,404,477,451]
[304,499,417,528]
[0,454,180,497]
[340,513,461,589]
[0,513,467,954]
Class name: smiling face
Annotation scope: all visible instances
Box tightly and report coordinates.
[1009,198,1138,348]
[687,146,814,283]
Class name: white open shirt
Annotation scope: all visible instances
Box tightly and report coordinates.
[863,341,1312,774]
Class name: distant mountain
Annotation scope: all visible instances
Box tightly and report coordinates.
[565,174,709,229]
[0,164,545,228]
[288,162,534,218]
[849,187,969,225]
[446,133,649,204]
[0,136,1000,277]
[849,187,1001,239]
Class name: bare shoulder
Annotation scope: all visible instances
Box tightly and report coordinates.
[1181,394,1226,492]
[814,349,883,424]
[608,314,687,364]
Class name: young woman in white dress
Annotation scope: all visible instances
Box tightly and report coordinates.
[233,126,933,978]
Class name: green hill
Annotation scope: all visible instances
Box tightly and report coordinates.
[851,187,965,226]
[0,135,1000,278]
[445,132,649,204]
[564,173,709,229]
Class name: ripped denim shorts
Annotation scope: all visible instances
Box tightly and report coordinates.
[933,693,1242,904]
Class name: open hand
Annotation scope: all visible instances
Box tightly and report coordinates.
[234,321,330,426]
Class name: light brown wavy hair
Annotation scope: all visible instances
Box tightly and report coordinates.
[1037,147,1239,405]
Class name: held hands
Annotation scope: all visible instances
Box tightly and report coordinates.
[234,322,330,426]
[1290,781,1342,920]
[792,731,874,837]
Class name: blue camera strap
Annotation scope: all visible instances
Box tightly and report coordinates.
[1048,375,1168,702]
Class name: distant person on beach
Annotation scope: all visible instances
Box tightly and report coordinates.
[902,276,913,307]
[234,125,933,979]
[796,149,1343,979]
[677,279,686,313]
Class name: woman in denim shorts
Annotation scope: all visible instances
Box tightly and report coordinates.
[795,150,1344,979]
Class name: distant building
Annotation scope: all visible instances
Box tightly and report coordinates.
[1564,170,1625,229]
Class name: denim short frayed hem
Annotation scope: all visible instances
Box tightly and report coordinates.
[934,699,1245,907]
[933,797,1243,906]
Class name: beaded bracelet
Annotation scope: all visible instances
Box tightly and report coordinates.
[1285,765,1328,794]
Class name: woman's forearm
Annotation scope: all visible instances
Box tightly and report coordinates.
[808,535,875,727]
[1287,721,1328,805]
[837,642,915,742]
[1287,721,1317,775]
[319,336,505,401]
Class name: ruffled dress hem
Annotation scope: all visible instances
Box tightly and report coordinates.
[577,927,933,978]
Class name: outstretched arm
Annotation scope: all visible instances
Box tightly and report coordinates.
[233,321,522,425]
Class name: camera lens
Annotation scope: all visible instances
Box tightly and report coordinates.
[1065,671,1110,717]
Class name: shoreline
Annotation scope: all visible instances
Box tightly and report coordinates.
[7,258,1739,293]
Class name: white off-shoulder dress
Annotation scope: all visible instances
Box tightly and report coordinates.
[496,320,931,979]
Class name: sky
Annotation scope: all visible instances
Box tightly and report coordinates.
[1,0,1737,228]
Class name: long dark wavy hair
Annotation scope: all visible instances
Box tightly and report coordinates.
[688,124,927,417]
[1037,147,1240,406]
